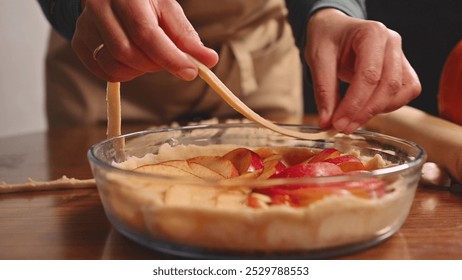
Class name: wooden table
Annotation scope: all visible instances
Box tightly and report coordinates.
[1,123,461,260]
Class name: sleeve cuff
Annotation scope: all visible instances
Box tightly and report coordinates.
[310,0,367,19]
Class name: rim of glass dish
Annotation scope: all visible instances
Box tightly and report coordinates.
[87,123,427,186]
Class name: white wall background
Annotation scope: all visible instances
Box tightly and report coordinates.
[0,1,49,137]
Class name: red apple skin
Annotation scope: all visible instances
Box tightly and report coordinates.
[248,151,265,172]
[269,161,344,179]
[255,178,386,207]
[324,155,366,172]
[307,148,341,163]
[268,194,293,206]
[274,161,286,174]
[248,195,262,208]
[276,147,317,166]
[258,159,287,179]
[284,187,348,206]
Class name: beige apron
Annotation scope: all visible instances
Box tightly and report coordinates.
[45,0,303,128]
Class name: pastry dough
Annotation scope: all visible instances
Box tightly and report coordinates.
[101,144,413,252]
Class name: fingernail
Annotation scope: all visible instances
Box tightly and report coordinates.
[344,122,360,134]
[334,117,350,132]
[176,68,197,81]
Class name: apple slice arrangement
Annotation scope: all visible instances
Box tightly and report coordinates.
[134,147,388,209]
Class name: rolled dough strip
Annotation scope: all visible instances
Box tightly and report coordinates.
[106,82,126,161]
[106,82,122,139]
[0,176,96,194]
[1,82,123,194]
[187,54,337,140]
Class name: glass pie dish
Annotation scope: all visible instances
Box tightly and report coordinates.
[88,123,426,259]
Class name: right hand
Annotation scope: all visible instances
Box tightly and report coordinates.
[305,9,421,134]
[72,0,219,82]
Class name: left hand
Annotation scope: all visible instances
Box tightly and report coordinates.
[72,0,218,82]
[305,8,421,134]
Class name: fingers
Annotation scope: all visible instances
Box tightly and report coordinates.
[306,44,340,129]
[331,22,421,134]
[71,0,218,82]
[112,0,195,80]
[72,0,155,81]
[383,55,421,112]
[113,0,217,80]
[306,9,421,134]
[153,0,218,68]
[331,23,391,133]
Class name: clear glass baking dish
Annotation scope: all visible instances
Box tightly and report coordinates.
[88,123,426,259]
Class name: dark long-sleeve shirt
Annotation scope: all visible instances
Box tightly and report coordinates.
[285,0,366,51]
[37,0,81,40]
[37,0,366,44]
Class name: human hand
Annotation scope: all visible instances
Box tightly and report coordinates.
[72,0,218,82]
[305,8,421,134]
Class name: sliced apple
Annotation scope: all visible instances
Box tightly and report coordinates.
[136,160,224,180]
[187,156,239,178]
[253,177,386,208]
[187,162,226,180]
[276,147,318,166]
[248,193,272,208]
[307,148,341,163]
[281,186,348,207]
[258,158,286,179]
[324,155,366,172]
[269,161,343,179]
[222,147,264,175]
[254,147,278,159]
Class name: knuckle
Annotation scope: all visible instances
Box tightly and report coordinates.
[386,79,402,94]
[361,68,381,86]
[388,30,402,45]
[366,21,388,34]
[174,28,201,48]
[345,99,364,114]
[131,28,150,44]
[404,79,422,99]
[410,84,422,99]
[130,21,155,44]
[412,80,422,96]
[355,21,387,39]
[184,28,200,40]
[109,40,131,61]
[365,104,383,118]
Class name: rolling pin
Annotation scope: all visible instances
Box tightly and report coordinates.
[365,105,462,183]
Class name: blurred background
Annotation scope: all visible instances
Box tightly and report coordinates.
[1,0,461,137]
[367,0,462,116]
[0,1,48,137]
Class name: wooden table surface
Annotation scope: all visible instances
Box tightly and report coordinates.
[1,123,461,260]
